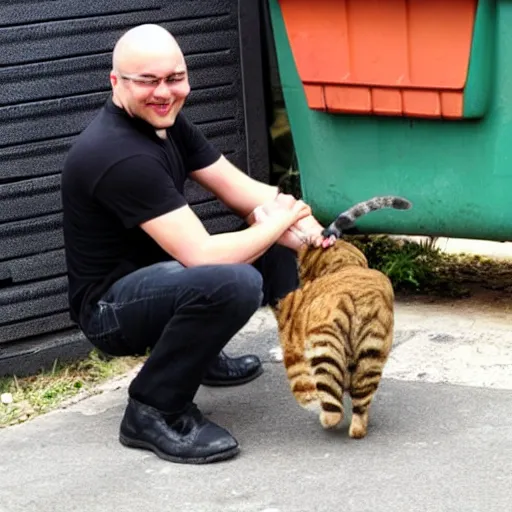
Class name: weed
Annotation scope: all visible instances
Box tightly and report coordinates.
[349,235,512,297]
[0,350,144,428]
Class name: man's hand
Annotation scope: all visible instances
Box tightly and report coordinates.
[252,193,334,251]
[252,193,311,227]
[290,215,336,249]
[253,207,305,249]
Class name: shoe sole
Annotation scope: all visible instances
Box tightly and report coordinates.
[119,433,240,464]
[201,365,264,387]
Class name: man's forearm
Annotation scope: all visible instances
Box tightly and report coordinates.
[190,219,293,266]
[250,204,327,252]
[234,181,279,220]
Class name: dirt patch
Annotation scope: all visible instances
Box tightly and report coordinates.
[398,288,510,325]
[395,260,512,330]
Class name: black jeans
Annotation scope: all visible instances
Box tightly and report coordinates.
[84,244,298,413]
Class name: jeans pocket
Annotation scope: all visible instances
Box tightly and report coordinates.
[85,302,131,357]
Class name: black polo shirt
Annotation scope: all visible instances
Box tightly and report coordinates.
[61,97,221,328]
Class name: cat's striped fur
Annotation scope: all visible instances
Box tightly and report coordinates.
[274,240,394,438]
[273,195,411,438]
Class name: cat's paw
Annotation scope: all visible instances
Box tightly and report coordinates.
[320,410,344,429]
[348,414,368,439]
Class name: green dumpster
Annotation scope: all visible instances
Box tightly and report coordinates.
[268,0,511,241]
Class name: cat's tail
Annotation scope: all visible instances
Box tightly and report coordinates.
[321,196,412,239]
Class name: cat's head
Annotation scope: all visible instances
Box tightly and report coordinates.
[297,239,368,284]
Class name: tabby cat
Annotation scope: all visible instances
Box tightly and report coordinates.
[273,196,412,438]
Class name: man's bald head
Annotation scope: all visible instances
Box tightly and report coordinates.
[112,24,183,73]
[109,24,190,130]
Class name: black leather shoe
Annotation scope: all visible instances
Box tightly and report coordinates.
[119,398,239,464]
[202,350,263,387]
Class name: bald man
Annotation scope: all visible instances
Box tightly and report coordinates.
[61,24,329,464]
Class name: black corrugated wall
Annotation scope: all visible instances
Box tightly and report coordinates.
[0,0,270,376]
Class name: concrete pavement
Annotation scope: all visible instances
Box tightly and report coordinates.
[0,300,511,512]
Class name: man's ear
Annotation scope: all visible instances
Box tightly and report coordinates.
[109,70,119,88]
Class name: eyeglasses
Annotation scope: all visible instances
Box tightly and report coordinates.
[119,72,187,87]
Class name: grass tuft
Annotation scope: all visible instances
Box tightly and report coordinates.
[0,350,145,428]
[348,234,512,297]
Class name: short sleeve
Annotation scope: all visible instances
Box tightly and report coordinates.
[94,155,187,229]
[171,113,222,172]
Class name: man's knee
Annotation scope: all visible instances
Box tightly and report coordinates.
[207,264,263,316]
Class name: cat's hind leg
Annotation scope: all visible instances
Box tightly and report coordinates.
[309,351,346,429]
[319,401,344,429]
[348,343,388,439]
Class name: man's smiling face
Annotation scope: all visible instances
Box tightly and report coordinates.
[110,25,191,130]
